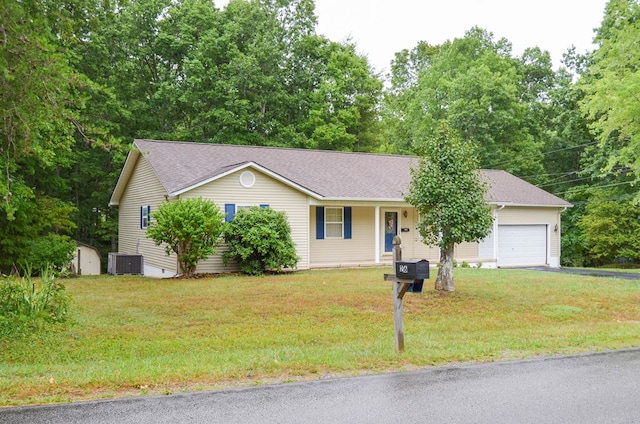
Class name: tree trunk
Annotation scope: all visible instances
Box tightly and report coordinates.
[436,241,455,292]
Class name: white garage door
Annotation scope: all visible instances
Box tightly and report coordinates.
[498,225,547,267]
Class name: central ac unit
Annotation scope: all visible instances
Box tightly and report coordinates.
[108,253,144,275]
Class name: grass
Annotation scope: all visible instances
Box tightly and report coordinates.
[1,267,640,406]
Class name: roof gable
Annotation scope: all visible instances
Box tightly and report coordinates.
[110,139,572,208]
[172,161,322,198]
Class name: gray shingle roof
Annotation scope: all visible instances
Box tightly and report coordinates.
[113,139,571,207]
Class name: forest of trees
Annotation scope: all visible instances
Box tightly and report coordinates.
[1,0,639,273]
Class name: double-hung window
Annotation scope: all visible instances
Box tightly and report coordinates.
[316,206,352,240]
[140,205,151,229]
[325,207,344,238]
[225,203,269,222]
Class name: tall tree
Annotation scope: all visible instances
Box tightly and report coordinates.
[178,0,382,149]
[0,0,79,272]
[384,28,556,177]
[405,125,493,292]
[302,40,383,151]
[46,0,131,258]
[579,0,640,202]
[380,41,439,153]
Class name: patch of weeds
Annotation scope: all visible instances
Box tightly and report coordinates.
[0,266,71,340]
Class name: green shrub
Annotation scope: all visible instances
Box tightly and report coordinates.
[25,234,76,275]
[147,197,226,278]
[223,207,299,275]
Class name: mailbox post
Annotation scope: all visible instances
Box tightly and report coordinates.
[383,236,429,353]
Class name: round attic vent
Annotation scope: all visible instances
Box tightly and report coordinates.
[240,170,256,188]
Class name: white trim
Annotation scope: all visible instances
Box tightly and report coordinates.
[547,224,552,266]
[374,206,380,263]
[317,197,406,202]
[171,162,323,199]
[324,206,344,239]
[109,148,142,206]
[381,208,401,255]
[487,202,572,208]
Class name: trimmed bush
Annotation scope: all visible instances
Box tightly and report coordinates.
[147,197,226,278]
[223,207,299,275]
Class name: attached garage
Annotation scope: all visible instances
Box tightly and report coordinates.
[497,225,547,267]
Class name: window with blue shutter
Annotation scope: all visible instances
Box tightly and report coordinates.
[316,206,352,239]
[344,207,352,239]
[225,204,235,222]
[140,205,151,229]
[316,206,324,239]
[226,204,269,222]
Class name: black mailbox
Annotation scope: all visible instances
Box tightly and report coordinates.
[396,259,429,280]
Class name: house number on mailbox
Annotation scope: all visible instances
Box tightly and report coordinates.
[398,265,409,274]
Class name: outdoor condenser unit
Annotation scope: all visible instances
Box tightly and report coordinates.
[107,253,144,275]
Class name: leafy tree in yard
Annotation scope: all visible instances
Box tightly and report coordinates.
[405,125,493,292]
[223,206,299,275]
[146,198,226,278]
[577,189,640,266]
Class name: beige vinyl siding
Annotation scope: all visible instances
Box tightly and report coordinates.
[402,240,440,264]
[402,207,486,265]
[118,156,177,274]
[454,242,480,262]
[309,205,441,267]
[186,168,310,272]
[399,208,440,263]
[497,206,561,257]
[310,206,376,266]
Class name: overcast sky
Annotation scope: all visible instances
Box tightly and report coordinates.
[215,0,609,74]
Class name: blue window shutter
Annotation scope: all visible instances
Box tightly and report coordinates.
[259,204,269,208]
[316,206,324,239]
[140,206,143,229]
[225,204,235,223]
[344,207,352,239]
[147,205,151,225]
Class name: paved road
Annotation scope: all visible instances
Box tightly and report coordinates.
[2,348,640,424]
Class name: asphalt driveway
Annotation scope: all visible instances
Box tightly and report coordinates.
[524,266,640,280]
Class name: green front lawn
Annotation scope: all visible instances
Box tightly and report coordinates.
[2,267,639,406]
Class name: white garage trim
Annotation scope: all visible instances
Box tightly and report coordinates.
[497,225,548,267]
